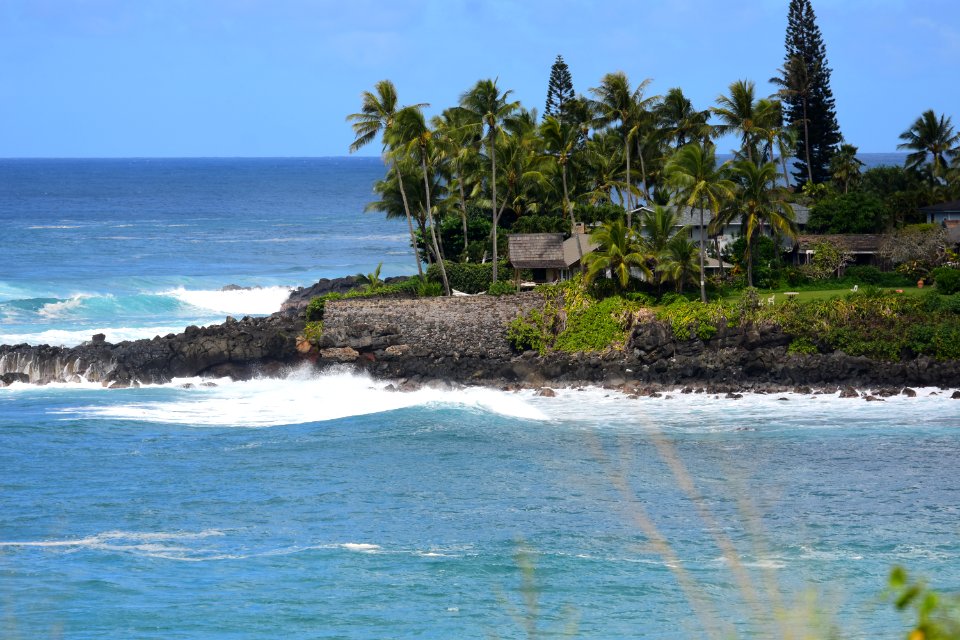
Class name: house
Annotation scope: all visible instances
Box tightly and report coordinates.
[507,233,598,284]
[640,204,810,250]
[921,200,960,229]
[793,234,886,266]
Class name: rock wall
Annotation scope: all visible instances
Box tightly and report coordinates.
[0,315,303,386]
[319,293,544,359]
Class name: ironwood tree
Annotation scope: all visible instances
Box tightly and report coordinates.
[773,0,842,186]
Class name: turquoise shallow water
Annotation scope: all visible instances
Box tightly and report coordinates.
[1,373,959,638]
[3,154,958,639]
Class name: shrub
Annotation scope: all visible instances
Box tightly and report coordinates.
[427,260,508,294]
[625,292,656,306]
[488,280,517,296]
[655,300,727,341]
[845,265,883,284]
[787,337,819,355]
[554,296,637,352]
[506,310,551,355]
[808,192,886,233]
[302,321,324,343]
[305,293,343,321]
[931,267,960,295]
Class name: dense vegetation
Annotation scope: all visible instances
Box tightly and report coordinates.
[347,18,959,296]
[507,274,960,362]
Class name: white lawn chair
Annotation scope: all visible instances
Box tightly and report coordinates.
[767,294,775,306]
[851,284,858,292]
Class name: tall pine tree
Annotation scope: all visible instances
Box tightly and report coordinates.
[774,0,842,186]
[544,55,575,123]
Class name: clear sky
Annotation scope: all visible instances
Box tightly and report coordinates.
[2,0,958,157]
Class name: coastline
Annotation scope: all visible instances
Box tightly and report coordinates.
[2,276,959,396]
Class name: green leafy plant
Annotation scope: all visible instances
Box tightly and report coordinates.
[888,566,960,640]
[302,321,324,343]
[932,267,960,295]
[488,280,518,296]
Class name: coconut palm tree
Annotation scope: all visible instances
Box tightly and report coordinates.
[458,79,520,283]
[713,79,768,163]
[656,87,711,151]
[590,72,656,226]
[731,160,798,288]
[829,143,864,194]
[657,235,700,293]
[640,205,688,294]
[433,107,482,255]
[664,143,736,302]
[347,80,427,278]
[540,115,584,268]
[584,219,651,291]
[897,110,960,179]
[391,107,450,295]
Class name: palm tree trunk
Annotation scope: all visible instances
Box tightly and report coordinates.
[698,207,706,303]
[638,144,650,206]
[563,165,584,273]
[624,135,632,227]
[394,162,424,279]
[490,131,499,283]
[421,154,450,295]
[457,169,469,254]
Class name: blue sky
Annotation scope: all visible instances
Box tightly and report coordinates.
[2,0,958,157]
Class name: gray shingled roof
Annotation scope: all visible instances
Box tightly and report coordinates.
[920,200,960,214]
[508,234,567,269]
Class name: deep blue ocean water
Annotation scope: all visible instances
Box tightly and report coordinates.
[3,155,959,639]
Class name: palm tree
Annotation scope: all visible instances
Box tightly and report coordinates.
[897,110,960,178]
[664,143,736,302]
[540,115,584,268]
[590,72,656,226]
[458,79,520,283]
[829,143,864,194]
[391,107,450,295]
[657,235,700,293]
[639,205,687,293]
[657,87,711,150]
[713,79,767,163]
[347,80,427,278]
[584,219,651,291]
[433,107,482,255]
[731,160,798,288]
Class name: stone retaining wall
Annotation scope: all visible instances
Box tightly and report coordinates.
[320,293,544,359]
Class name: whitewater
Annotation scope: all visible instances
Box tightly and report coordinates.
[2,157,958,639]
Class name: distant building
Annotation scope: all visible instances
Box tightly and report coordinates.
[638,204,811,250]
[794,234,885,266]
[507,233,598,284]
[921,200,960,229]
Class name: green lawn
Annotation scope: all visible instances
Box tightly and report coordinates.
[720,286,927,305]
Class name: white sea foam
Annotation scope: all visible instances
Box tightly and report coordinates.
[340,543,381,553]
[165,286,292,315]
[58,367,548,426]
[27,225,81,229]
[526,385,960,433]
[37,294,93,318]
[0,529,227,560]
[0,325,193,347]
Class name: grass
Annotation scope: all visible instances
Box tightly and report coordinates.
[720,286,927,305]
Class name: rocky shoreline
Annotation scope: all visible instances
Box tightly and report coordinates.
[2,276,959,396]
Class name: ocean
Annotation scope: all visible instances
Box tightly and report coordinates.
[3,155,959,639]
